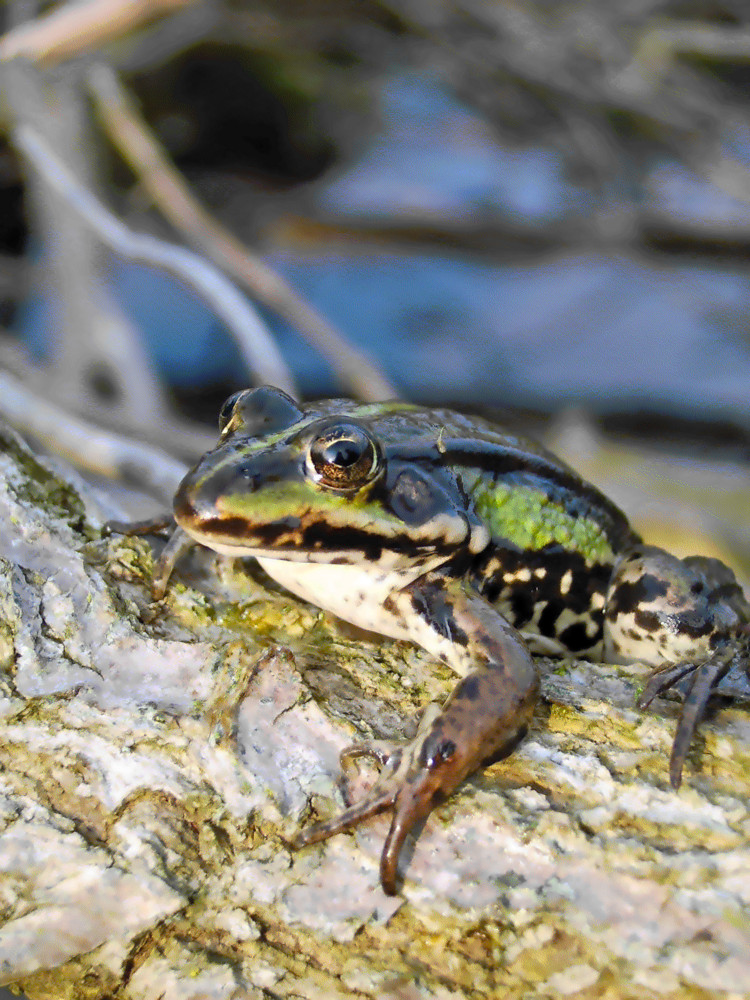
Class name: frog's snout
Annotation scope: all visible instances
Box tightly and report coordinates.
[172,460,237,530]
[173,465,205,523]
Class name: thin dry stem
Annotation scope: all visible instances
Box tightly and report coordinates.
[0,367,186,503]
[0,331,216,460]
[0,0,196,66]
[13,123,297,398]
[88,62,397,402]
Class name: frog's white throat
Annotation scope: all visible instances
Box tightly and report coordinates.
[255,556,427,642]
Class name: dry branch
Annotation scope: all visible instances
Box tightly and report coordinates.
[0,367,186,503]
[0,0,198,66]
[88,63,397,402]
[14,123,297,398]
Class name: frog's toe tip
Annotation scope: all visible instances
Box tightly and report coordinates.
[291,822,329,849]
[380,871,400,896]
[669,758,685,790]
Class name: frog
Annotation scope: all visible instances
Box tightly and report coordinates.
[164,385,750,895]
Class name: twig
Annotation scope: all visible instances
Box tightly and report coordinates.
[0,368,186,505]
[0,330,217,460]
[13,124,297,398]
[1,56,177,433]
[628,20,750,87]
[88,63,397,402]
[0,0,197,66]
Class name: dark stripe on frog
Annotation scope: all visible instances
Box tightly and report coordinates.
[299,520,437,561]
[634,607,715,639]
[538,599,566,637]
[708,581,746,604]
[559,621,596,651]
[509,590,536,627]
[388,439,635,546]
[193,514,456,563]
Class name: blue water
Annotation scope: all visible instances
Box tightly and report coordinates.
[16,74,750,421]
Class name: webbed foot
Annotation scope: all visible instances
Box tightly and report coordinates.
[293,708,446,895]
[638,649,735,788]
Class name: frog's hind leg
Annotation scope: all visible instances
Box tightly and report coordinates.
[638,653,733,788]
[606,546,749,787]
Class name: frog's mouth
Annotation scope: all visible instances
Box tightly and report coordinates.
[175,498,473,568]
[174,469,479,568]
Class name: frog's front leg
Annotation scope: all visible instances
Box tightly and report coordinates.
[106,516,195,600]
[294,575,539,895]
[605,546,750,787]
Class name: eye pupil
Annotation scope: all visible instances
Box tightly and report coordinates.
[309,423,379,489]
[325,440,363,466]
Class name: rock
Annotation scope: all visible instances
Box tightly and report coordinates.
[0,420,748,999]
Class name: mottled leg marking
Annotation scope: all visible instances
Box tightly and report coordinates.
[295,576,539,895]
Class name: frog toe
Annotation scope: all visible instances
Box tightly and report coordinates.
[294,743,405,843]
[637,660,700,711]
[340,740,395,771]
[294,731,452,894]
[293,783,398,850]
[668,657,731,788]
[639,655,733,788]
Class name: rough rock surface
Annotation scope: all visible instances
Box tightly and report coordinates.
[0,420,748,1000]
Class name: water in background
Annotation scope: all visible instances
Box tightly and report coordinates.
[16,75,750,424]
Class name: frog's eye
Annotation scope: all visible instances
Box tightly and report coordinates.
[218,386,303,436]
[307,423,380,490]
[218,391,245,432]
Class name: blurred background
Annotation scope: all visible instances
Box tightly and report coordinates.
[0,5,749,996]
[0,0,749,561]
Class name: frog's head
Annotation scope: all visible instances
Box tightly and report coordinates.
[174,386,490,568]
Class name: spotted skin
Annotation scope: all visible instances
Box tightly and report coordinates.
[164,386,750,894]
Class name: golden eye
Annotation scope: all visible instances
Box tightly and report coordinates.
[308,423,380,490]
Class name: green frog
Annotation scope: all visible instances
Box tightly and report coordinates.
[166,386,749,895]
